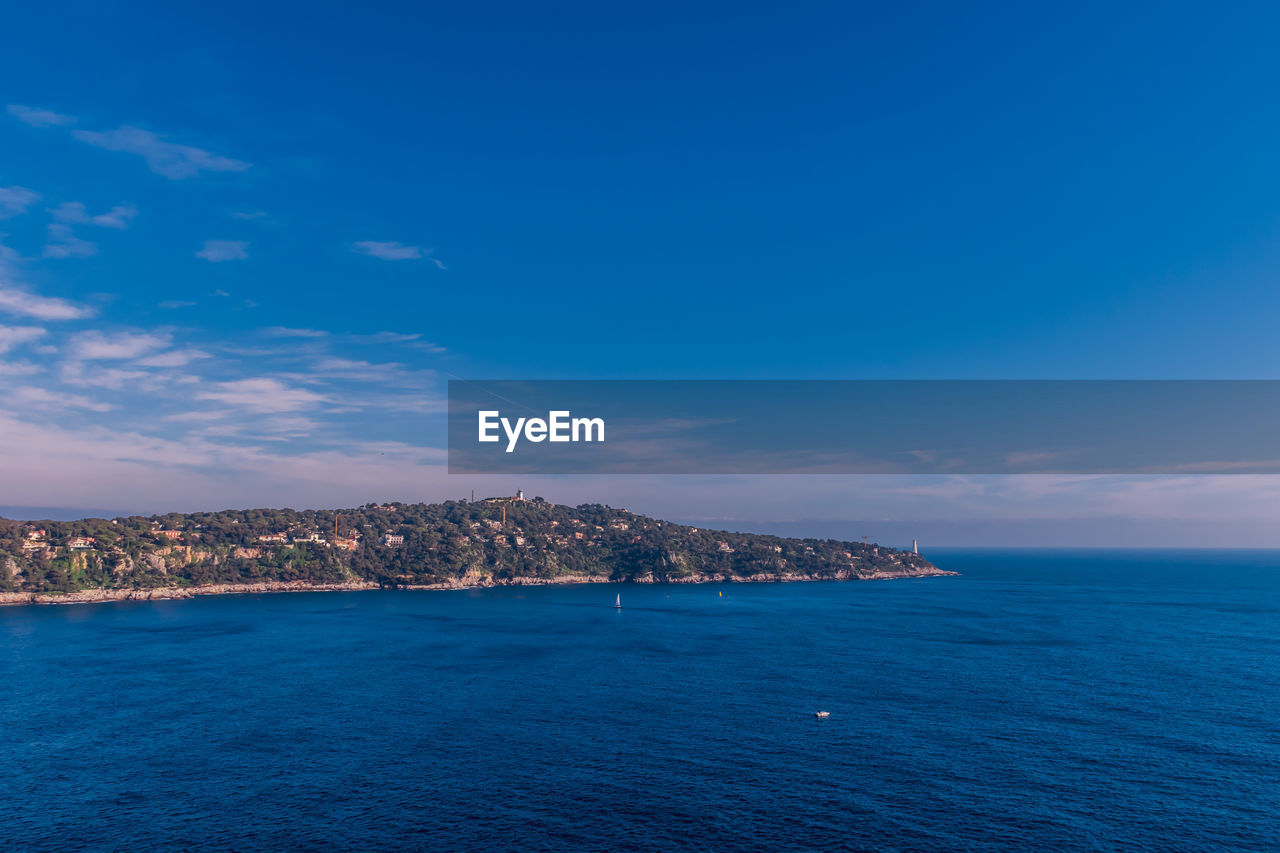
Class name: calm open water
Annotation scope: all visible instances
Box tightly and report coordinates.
[3,549,1280,852]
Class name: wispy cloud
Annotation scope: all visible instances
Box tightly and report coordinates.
[261,328,441,350]
[196,240,248,262]
[42,224,97,259]
[97,205,139,229]
[68,330,171,360]
[72,126,250,180]
[0,360,43,377]
[231,210,268,220]
[11,386,111,412]
[348,331,421,344]
[57,362,155,391]
[0,244,94,320]
[196,377,330,413]
[0,325,46,353]
[264,326,329,338]
[0,186,40,219]
[353,241,440,262]
[163,410,230,424]
[308,357,408,382]
[157,300,196,310]
[6,104,76,128]
[136,348,211,368]
[50,201,138,229]
[0,289,92,321]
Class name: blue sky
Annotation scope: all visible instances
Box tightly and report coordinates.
[4,2,1280,542]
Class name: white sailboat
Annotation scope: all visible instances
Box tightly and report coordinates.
[614,593,622,609]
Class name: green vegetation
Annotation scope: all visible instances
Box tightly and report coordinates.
[0,498,939,594]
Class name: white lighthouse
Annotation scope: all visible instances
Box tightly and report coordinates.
[912,538,918,555]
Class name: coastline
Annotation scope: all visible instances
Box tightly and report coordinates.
[0,566,956,608]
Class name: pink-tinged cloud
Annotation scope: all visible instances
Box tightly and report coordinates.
[68,330,171,360]
[196,377,330,413]
[0,325,46,354]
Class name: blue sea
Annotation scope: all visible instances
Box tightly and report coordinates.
[3,549,1280,851]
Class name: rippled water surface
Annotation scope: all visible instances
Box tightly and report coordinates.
[4,549,1280,851]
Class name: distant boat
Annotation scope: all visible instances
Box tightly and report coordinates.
[614,594,622,609]
[814,711,830,719]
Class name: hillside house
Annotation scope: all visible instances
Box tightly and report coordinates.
[482,490,525,504]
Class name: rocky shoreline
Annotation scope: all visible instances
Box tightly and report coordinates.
[0,566,955,608]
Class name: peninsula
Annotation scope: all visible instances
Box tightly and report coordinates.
[0,495,952,606]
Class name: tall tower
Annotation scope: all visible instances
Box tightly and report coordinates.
[913,538,918,555]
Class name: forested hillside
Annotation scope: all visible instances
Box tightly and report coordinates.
[0,496,944,593]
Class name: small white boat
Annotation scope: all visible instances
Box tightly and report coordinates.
[614,594,622,609]
[814,711,830,719]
